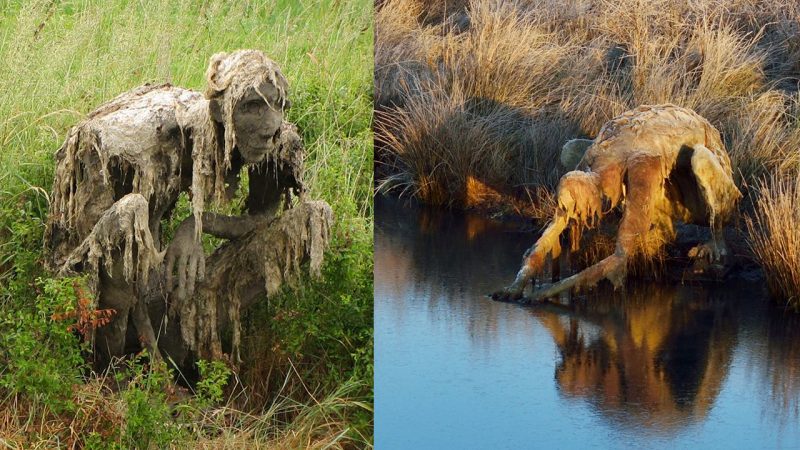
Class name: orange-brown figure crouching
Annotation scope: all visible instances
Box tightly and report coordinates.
[493,104,741,302]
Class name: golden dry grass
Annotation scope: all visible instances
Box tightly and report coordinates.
[747,176,800,310]
[0,373,368,449]
[376,0,800,201]
[376,0,800,303]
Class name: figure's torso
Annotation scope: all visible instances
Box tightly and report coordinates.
[583,104,730,174]
[49,84,208,262]
[577,104,736,223]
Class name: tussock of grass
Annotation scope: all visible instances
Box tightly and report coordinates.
[747,176,800,310]
[376,84,568,215]
[376,0,800,202]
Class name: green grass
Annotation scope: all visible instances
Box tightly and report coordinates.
[0,0,373,447]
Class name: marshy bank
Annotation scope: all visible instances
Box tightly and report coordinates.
[375,0,800,307]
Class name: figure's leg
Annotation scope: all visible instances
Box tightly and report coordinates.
[130,299,160,359]
[169,200,334,361]
[94,291,130,369]
[95,252,161,367]
[95,259,163,369]
[492,171,604,301]
[529,154,663,300]
[687,144,740,266]
[61,193,163,367]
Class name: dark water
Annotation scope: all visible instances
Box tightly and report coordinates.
[374,196,800,450]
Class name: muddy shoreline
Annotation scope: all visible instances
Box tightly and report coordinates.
[378,192,766,293]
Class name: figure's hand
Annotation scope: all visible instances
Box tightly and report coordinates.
[490,286,524,302]
[491,266,532,302]
[688,241,722,262]
[165,218,205,300]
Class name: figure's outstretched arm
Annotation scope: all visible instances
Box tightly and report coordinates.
[165,160,303,298]
[179,165,301,241]
[492,171,604,301]
[492,213,570,301]
[191,212,263,240]
[527,153,663,301]
[190,124,305,241]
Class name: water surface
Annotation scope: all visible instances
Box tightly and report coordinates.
[375,196,800,450]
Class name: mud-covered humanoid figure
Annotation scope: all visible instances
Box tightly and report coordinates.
[45,50,332,368]
[493,104,741,302]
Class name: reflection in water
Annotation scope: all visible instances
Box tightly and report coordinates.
[748,299,800,424]
[536,284,736,432]
[375,196,535,350]
[375,196,800,449]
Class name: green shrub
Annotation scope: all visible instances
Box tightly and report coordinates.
[196,359,232,406]
[0,275,86,413]
[0,0,372,445]
[120,353,182,449]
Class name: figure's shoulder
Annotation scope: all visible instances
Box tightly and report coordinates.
[68,84,208,157]
[84,83,204,123]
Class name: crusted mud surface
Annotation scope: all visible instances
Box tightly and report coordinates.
[45,50,331,368]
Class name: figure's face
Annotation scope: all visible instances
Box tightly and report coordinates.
[232,80,286,163]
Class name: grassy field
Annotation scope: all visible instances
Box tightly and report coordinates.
[375,0,800,307]
[0,0,373,448]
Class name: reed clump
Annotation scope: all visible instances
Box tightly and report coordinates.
[376,0,800,199]
[747,176,800,310]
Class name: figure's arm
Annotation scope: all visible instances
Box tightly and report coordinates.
[165,150,302,298]
[492,171,603,301]
[57,193,162,288]
[182,157,302,240]
[165,169,297,299]
[174,212,262,241]
[166,122,305,297]
[527,153,662,300]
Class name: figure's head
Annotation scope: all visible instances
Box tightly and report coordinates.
[561,138,594,170]
[205,50,290,164]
